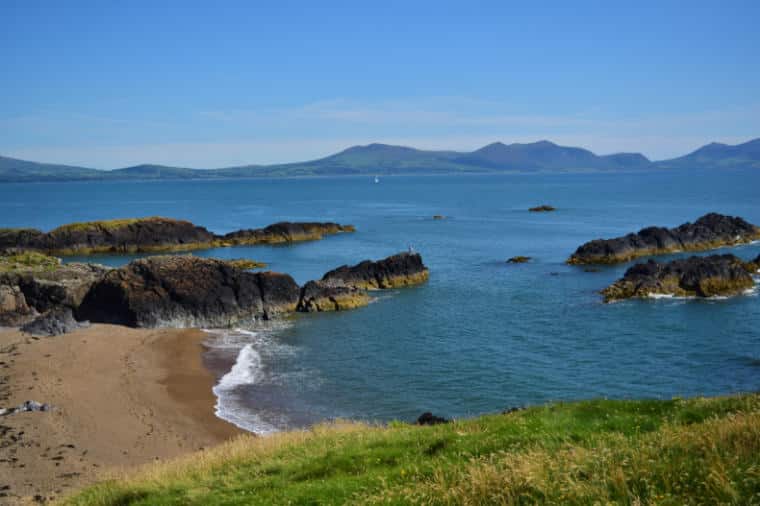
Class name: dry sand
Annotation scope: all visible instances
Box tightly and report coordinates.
[0,324,241,504]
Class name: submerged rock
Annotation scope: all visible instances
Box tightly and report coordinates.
[529,205,556,212]
[321,252,429,289]
[0,218,355,256]
[568,213,760,265]
[601,254,755,302]
[20,307,88,336]
[77,256,300,327]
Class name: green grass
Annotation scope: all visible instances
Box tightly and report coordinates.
[0,251,60,272]
[65,393,760,505]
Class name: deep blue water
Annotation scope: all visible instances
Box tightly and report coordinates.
[2,170,759,433]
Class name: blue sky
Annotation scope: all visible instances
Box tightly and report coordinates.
[2,0,759,168]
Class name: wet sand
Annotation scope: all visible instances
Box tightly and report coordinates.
[0,324,241,504]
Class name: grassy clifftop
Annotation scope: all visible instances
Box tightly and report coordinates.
[66,393,760,505]
[0,251,60,273]
[50,217,186,234]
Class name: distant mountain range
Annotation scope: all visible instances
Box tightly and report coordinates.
[1,138,758,182]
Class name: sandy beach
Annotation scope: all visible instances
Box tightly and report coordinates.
[0,324,241,504]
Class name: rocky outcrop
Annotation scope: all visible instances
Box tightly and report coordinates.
[507,256,531,263]
[601,254,756,302]
[746,254,760,273]
[297,281,372,312]
[0,218,217,255]
[568,213,760,265]
[21,307,88,336]
[0,218,355,256]
[320,252,429,289]
[0,285,31,326]
[529,205,556,212]
[1,250,428,328]
[223,222,355,245]
[76,256,300,327]
[0,262,109,326]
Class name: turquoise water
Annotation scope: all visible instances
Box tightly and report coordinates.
[2,170,759,432]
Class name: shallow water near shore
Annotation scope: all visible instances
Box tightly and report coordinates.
[2,169,760,432]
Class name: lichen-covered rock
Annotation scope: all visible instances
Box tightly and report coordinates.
[569,213,760,265]
[223,222,354,245]
[297,280,372,312]
[0,285,31,326]
[321,252,429,289]
[1,218,355,256]
[4,263,110,312]
[746,254,760,273]
[76,256,300,328]
[1,217,218,255]
[0,262,108,325]
[601,254,755,302]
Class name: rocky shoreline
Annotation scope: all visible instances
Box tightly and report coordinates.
[568,213,760,265]
[601,253,760,302]
[0,218,354,256]
[1,251,429,333]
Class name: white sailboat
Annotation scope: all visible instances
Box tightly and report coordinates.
[374,175,380,184]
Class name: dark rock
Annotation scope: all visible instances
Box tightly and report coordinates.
[76,256,300,327]
[321,252,429,289]
[1,218,217,255]
[529,205,556,212]
[747,254,760,272]
[223,222,354,245]
[0,263,108,326]
[502,407,524,415]
[1,218,354,256]
[416,412,449,426]
[601,254,756,302]
[569,213,760,265]
[432,215,446,220]
[21,308,88,337]
[506,256,531,263]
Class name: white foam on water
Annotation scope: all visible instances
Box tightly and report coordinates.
[206,323,304,435]
[216,344,260,390]
[647,293,676,299]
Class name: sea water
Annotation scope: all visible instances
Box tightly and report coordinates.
[2,169,759,432]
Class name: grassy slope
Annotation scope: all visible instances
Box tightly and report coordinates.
[66,393,760,505]
[0,251,60,273]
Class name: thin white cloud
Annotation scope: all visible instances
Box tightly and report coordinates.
[1,98,759,166]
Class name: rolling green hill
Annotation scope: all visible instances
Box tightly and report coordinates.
[656,138,760,170]
[0,155,105,182]
[1,138,758,182]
